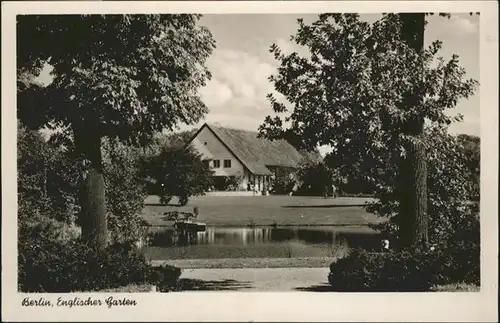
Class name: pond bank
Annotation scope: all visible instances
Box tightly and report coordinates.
[151,257,338,269]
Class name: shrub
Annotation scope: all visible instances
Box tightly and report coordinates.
[218,173,244,191]
[456,134,480,201]
[295,161,335,196]
[329,249,436,292]
[367,128,480,249]
[17,125,81,226]
[102,139,149,244]
[17,126,181,292]
[141,145,213,205]
[149,265,183,292]
[438,214,480,285]
[269,168,297,194]
[18,126,150,245]
[18,223,181,292]
[328,243,479,292]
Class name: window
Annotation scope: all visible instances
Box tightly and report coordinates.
[223,159,231,168]
[213,160,221,168]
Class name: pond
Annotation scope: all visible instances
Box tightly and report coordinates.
[144,226,381,260]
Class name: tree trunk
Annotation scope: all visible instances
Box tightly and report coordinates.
[397,13,429,251]
[75,121,107,250]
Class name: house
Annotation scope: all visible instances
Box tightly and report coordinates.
[186,123,319,194]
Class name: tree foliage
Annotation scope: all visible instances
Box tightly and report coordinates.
[259,13,478,249]
[142,146,214,206]
[456,134,480,201]
[295,161,335,196]
[368,127,479,248]
[17,123,81,226]
[17,14,215,146]
[260,13,477,182]
[268,168,297,195]
[101,139,149,244]
[141,129,198,161]
[17,14,215,247]
[18,123,152,245]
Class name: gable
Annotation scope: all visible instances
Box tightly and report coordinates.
[188,125,247,176]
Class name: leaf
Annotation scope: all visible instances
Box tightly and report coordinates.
[17,14,216,147]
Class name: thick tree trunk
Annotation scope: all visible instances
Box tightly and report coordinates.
[75,121,107,250]
[398,13,429,251]
[398,118,429,250]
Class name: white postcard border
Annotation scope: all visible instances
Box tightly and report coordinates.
[2,1,498,322]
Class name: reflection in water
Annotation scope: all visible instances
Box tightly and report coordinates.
[147,226,380,251]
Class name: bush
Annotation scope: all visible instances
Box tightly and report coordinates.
[328,243,479,292]
[17,125,181,292]
[17,125,81,225]
[456,134,480,201]
[329,249,436,292]
[269,168,297,194]
[218,174,244,191]
[18,222,181,292]
[102,139,149,244]
[141,145,214,205]
[367,128,480,248]
[18,126,150,245]
[295,161,336,196]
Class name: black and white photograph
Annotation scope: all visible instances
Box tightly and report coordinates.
[2,1,498,322]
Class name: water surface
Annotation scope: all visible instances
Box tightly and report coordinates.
[145,226,380,260]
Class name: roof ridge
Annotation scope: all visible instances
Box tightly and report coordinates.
[206,123,259,134]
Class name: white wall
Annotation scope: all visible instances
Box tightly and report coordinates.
[189,126,246,177]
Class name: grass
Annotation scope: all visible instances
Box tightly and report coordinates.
[142,195,380,227]
[431,283,480,292]
[97,284,155,292]
[145,240,351,260]
[152,257,339,269]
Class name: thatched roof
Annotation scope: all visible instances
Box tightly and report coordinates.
[189,123,320,176]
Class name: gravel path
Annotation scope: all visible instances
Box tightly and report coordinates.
[176,267,332,292]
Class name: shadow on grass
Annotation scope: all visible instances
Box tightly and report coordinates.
[294,284,338,292]
[294,284,384,292]
[145,202,183,207]
[282,204,367,209]
[177,278,253,291]
[295,284,439,292]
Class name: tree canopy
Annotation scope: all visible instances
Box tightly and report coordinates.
[259,13,478,250]
[17,14,215,146]
[17,14,215,248]
[141,146,214,206]
[259,13,478,185]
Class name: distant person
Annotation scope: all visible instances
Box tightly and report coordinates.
[381,239,390,252]
[331,184,337,198]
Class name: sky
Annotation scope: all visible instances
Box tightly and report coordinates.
[36,13,480,155]
[192,14,480,135]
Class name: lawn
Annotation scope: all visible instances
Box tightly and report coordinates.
[141,195,380,227]
[144,240,350,260]
[151,257,339,269]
